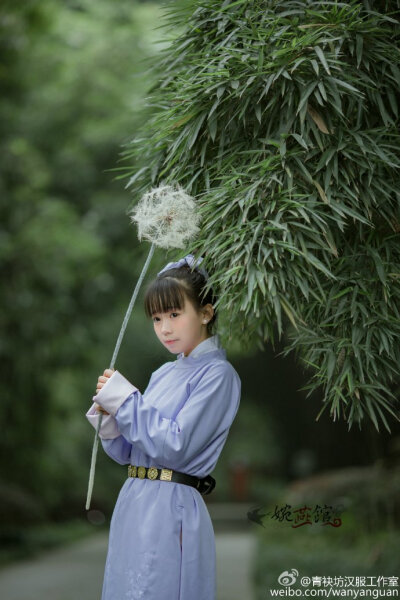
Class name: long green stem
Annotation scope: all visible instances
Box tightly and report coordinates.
[85,242,156,510]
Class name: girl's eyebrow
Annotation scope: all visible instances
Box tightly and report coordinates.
[151,307,180,316]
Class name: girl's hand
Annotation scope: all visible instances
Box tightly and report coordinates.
[95,369,115,414]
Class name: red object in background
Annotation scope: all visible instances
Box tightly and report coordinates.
[229,460,250,501]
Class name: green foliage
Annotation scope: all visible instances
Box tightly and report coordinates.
[0,519,96,566]
[0,0,166,527]
[252,464,400,590]
[117,0,400,431]
[253,526,400,595]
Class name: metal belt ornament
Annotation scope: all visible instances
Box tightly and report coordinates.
[128,465,173,481]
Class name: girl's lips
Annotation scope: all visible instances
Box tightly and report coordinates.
[165,340,178,344]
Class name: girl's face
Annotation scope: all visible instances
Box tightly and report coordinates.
[152,294,213,357]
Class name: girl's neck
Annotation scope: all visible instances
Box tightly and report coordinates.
[184,334,213,357]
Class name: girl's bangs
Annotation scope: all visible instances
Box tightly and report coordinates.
[144,278,186,317]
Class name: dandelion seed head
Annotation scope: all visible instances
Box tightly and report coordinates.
[129,183,201,249]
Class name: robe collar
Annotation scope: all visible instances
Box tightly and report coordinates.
[175,334,225,366]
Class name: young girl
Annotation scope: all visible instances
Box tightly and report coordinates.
[86,253,241,600]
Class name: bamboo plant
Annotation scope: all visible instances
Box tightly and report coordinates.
[111,0,400,432]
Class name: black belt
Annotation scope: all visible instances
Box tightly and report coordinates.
[128,464,216,495]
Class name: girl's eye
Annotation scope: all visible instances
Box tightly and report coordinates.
[152,312,179,322]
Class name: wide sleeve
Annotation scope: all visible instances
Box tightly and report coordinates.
[85,401,132,465]
[100,436,132,465]
[85,403,121,440]
[94,363,241,469]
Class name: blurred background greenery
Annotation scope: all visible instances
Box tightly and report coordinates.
[1,0,399,587]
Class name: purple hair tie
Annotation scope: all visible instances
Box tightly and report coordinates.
[157,253,209,280]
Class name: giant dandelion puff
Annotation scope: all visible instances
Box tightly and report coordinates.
[132,183,201,248]
[86,183,201,510]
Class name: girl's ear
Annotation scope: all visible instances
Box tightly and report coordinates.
[202,303,214,321]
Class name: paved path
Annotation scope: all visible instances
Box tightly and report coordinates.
[216,531,256,600]
[0,530,256,600]
[0,533,106,600]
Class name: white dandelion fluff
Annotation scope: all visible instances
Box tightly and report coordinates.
[129,183,201,249]
[86,183,201,510]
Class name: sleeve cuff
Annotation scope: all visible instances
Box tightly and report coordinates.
[92,370,138,417]
[85,403,121,439]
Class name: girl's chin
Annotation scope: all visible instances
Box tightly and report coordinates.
[165,344,188,356]
[164,344,182,354]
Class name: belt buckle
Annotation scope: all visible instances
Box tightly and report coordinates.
[160,468,173,481]
[198,475,216,495]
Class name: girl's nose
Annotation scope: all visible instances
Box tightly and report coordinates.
[161,319,172,333]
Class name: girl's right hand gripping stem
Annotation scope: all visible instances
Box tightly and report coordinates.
[94,369,115,414]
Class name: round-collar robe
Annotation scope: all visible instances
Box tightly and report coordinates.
[86,338,241,600]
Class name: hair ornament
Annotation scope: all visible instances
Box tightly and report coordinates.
[157,253,209,281]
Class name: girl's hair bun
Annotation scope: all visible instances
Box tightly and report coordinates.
[157,253,209,280]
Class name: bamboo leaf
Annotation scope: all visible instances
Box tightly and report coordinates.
[291,133,308,149]
[297,81,318,114]
[313,180,329,204]
[331,77,362,95]
[356,35,363,68]
[314,45,331,75]
[307,105,330,134]
[255,104,262,124]
[208,115,217,141]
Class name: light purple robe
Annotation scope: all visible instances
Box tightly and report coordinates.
[86,335,241,600]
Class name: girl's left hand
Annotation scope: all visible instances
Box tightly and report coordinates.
[95,404,110,415]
